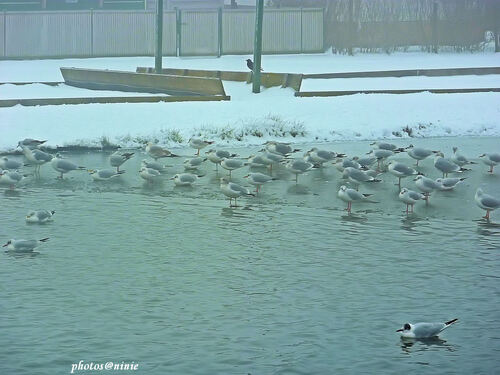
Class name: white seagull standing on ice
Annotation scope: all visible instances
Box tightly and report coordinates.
[396,318,458,339]
[189,138,214,156]
[479,153,500,173]
[109,151,134,172]
[244,173,274,193]
[475,188,500,221]
[51,153,86,179]
[220,177,254,207]
[399,188,425,214]
[145,142,176,160]
[337,185,374,214]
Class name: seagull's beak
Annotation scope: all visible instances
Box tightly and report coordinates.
[396,329,403,332]
[2,243,8,247]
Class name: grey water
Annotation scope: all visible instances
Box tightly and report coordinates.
[1,137,499,375]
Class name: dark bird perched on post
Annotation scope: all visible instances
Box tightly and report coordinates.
[246,59,263,71]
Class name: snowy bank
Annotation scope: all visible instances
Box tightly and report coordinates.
[1,52,499,152]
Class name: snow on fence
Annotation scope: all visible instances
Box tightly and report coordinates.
[0,8,324,59]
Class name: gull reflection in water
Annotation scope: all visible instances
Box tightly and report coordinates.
[400,337,457,354]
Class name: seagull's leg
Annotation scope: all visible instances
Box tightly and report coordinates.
[483,210,490,220]
[416,160,419,166]
[196,149,200,156]
[489,165,493,173]
[295,174,298,184]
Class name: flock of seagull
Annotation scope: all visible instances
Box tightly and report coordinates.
[1,137,500,253]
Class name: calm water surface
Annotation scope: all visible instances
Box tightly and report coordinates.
[1,137,499,374]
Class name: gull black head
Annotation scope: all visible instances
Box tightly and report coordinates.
[3,240,12,247]
[396,323,411,332]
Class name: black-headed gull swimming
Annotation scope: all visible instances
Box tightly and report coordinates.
[51,153,86,179]
[397,318,458,339]
[3,238,49,252]
[406,145,437,166]
[88,169,125,181]
[243,172,274,193]
[189,138,214,156]
[475,188,500,221]
[26,210,55,223]
[171,173,198,186]
[435,177,466,191]
[388,161,418,186]
[399,188,425,214]
[220,177,254,207]
[479,153,500,173]
[109,151,134,172]
[338,185,375,214]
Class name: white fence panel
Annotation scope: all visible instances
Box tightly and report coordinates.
[302,8,324,52]
[222,10,254,54]
[0,13,4,57]
[180,10,219,56]
[93,11,155,56]
[5,11,91,58]
[263,9,302,53]
[162,11,177,56]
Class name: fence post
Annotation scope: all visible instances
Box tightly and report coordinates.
[348,0,354,55]
[176,8,182,57]
[218,7,223,57]
[495,1,500,52]
[252,0,264,93]
[3,11,6,58]
[155,0,163,72]
[431,1,438,53]
[90,8,94,57]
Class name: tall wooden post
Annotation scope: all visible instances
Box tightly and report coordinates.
[252,0,264,93]
[155,0,163,73]
[431,2,438,54]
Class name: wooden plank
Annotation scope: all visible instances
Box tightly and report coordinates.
[295,88,500,97]
[136,66,303,90]
[303,67,500,79]
[61,67,227,96]
[0,95,231,108]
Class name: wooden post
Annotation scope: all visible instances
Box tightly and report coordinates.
[348,0,354,56]
[252,0,264,93]
[155,0,163,73]
[218,7,223,57]
[432,2,438,53]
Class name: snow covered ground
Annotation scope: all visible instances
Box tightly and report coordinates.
[0,51,499,152]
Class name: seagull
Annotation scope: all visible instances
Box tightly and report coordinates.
[367,149,394,170]
[0,157,23,170]
[304,147,343,167]
[20,146,53,175]
[338,185,374,214]
[145,142,176,160]
[334,158,361,172]
[206,149,237,172]
[247,154,269,168]
[3,238,49,252]
[388,161,418,186]
[342,167,381,189]
[141,159,168,173]
[189,138,214,156]
[396,319,458,339]
[414,175,441,201]
[109,151,134,172]
[479,153,500,173]
[406,145,438,166]
[475,188,500,221]
[17,138,47,149]
[355,156,377,169]
[435,177,466,191]
[0,170,27,189]
[220,158,246,177]
[451,147,475,167]
[220,177,254,207]
[434,152,467,178]
[171,173,198,187]
[183,157,206,171]
[399,188,425,214]
[26,210,55,223]
[370,141,404,152]
[243,172,274,193]
[265,141,299,156]
[284,159,313,183]
[88,169,125,181]
[139,167,161,182]
[51,153,85,179]
[260,151,285,175]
